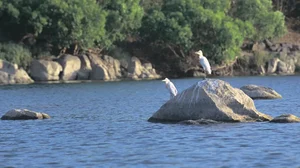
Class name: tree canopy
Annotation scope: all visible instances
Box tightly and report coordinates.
[140,0,286,64]
[0,0,287,66]
[0,0,107,50]
[0,0,144,52]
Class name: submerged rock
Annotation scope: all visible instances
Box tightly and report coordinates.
[240,85,282,99]
[1,109,51,120]
[178,119,220,125]
[148,79,272,123]
[270,114,300,123]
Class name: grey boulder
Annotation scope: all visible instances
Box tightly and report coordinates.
[149,79,272,123]
[240,85,282,99]
[1,109,51,120]
[270,114,300,123]
[0,59,33,85]
[30,59,62,81]
[178,119,220,125]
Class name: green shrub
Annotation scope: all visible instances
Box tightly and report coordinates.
[0,43,32,69]
[253,50,273,67]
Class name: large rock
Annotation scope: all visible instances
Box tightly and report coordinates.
[87,54,110,80]
[267,58,280,74]
[128,57,143,79]
[30,60,62,81]
[0,59,33,85]
[277,58,295,74]
[102,55,122,80]
[127,57,161,80]
[77,55,92,80]
[277,60,288,74]
[270,114,300,123]
[148,79,272,123]
[140,63,161,79]
[240,85,282,99]
[178,119,220,125]
[56,54,81,80]
[1,109,50,120]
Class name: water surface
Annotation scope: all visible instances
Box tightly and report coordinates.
[1,76,300,167]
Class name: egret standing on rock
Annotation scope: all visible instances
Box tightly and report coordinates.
[162,78,178,99]
[195,50,212,77]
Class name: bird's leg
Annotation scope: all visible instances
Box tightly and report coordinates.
[202,72,207,80]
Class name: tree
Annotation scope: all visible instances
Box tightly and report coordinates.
[0,43,32,68]
[230,0,286,41]
[0,0,107,53]
[140,0,253,64]
[272,0,300,17]
[140,0,286,64]
[98,0,144,48]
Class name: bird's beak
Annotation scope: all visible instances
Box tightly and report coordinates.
[162,79,166,82]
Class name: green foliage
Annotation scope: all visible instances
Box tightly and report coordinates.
[0,0,107,50]
[140,0,286,64]
[252,50,272,67]
[0,43,32,68]
[140,0,163,12]
[140,0,254,64]
[0,0,288,68]
[230,0,287,41]
[99,0,144,47]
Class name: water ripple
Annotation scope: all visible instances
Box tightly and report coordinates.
[1,76,300,167]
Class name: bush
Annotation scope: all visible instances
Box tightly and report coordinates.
[253,50,273,67]
[140,0,286,64]
[230,0,286,41]
[0,0,107,51]
[0,43,32,69]
[140,0,252,64]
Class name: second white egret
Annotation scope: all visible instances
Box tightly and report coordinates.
[195,50,212,76]
[162,78,178,99]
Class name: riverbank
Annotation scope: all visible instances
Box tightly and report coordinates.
[1,40,300,85]
[1,26,300,85]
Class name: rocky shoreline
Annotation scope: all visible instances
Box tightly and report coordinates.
[0,40,300,85]
[249,40,300,75]
[0,52,161,85]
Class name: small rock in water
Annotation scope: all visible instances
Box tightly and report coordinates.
[240,84,282,99]
[1,109,51,120]
[270,114,300,123]
[178,119,220,125]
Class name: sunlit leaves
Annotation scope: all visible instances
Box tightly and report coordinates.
[140,0,253,63]
[231,0,286,41]
[140,0,285,64]
[0,0,107,50]
[100,0,144,47]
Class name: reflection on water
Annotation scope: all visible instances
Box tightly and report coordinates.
[1,76,300,167]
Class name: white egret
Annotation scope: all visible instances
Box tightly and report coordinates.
[162,78,178,99]
[195,50,212,76]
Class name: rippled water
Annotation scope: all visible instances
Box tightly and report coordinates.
[1,76,300,167]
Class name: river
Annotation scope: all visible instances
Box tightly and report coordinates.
[1,76,300,167]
